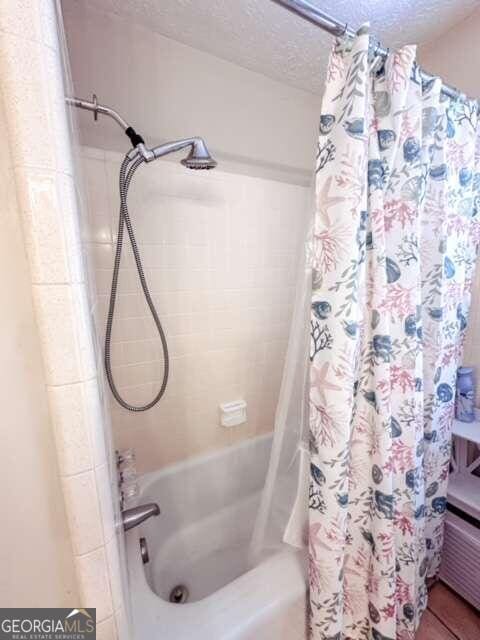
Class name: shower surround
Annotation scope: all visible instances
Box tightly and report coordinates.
[64,11,313,633]
[81,146,309,471]
[0,1,309,636]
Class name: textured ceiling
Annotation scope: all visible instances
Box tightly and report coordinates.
[80,0,478,94]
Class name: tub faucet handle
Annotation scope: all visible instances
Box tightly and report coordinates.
[122,503,160,532]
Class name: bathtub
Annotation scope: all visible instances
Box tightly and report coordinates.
[125,434,307,640]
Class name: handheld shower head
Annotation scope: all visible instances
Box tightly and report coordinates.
[139,137,217,169]
[181,138,217,170]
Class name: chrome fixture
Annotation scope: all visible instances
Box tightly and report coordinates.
[135,138,217,170]
[66,94,217,411]
[271,0,469,102]
[122,503,160,532]
[140,537,150,564]
[66,94,217,169]
[66,94,144,147]
[66,95,129,130]
[169,585,189,604]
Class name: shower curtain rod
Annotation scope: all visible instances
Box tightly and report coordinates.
[271,0,472,102]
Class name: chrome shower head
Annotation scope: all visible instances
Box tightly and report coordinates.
[140,137,217,169]
[180,138,217,170]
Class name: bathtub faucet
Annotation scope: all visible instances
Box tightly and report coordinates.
[122,503,160,532]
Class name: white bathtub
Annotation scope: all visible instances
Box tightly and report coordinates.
[125,434,307,640]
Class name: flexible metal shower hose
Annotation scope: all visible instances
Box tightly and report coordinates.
[104,153,169,411]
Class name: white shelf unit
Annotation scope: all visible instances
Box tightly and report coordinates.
[451,415,480,446]
[448,472,480,520]
[439,414,480,611]
[440,510,480,611]
[449,414,480,520]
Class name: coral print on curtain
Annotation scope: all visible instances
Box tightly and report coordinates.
[309,26,480,640]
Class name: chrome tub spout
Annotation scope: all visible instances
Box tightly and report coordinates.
[122,503,160,532]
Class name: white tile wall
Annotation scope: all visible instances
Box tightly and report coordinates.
[81,147,309,471]
[74,547,114,621]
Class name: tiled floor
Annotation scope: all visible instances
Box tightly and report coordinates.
[417,582,480,639]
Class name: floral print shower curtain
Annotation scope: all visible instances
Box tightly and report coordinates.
[309,28,480,640]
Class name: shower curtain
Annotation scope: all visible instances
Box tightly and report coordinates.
[309,28,480,640]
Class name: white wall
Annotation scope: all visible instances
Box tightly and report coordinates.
[62,1,320,184]
[0,91,78,607]
[81,146,309,472]
[419,11,480,370]
[418,8,480,102]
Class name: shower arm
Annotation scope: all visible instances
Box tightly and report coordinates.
[65,95,212,166]
[66,94,146,147]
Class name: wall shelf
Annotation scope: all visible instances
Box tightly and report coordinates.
[452,416,480,446]
[448,473,480,520]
